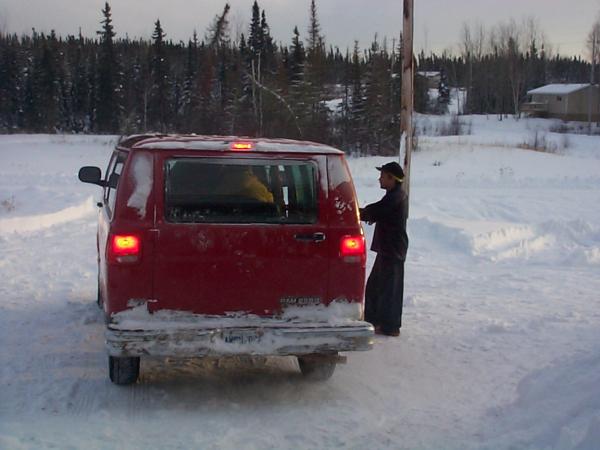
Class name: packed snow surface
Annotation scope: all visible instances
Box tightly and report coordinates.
[1,117,600,449]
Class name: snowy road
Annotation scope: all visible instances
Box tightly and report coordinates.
[1,119,600,449]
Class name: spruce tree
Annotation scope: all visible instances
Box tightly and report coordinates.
[304,0,328,142]
[288,26,306,138]
[181,34,199,132]
[349,41,366,153]
[436,68,450,114]
[0,37,21,130]
[70,31,92,132]
[248,1,263,63]
[96,2,120,133]
[149,19,170,132]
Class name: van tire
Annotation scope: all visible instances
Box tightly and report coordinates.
[96,282,103,309]
[109,356,140,385]
[297,355,336,381]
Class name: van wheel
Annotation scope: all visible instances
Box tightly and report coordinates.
[109,356,140,385]
[96,281,103,309]
[297,355,336,381]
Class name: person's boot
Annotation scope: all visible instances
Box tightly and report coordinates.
[376,327,400,337]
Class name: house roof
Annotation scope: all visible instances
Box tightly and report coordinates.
[527,84,590,95]
[417,71,441,78]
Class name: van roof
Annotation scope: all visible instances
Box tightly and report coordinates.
[119,134,344,155]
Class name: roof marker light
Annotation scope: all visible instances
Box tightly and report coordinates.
[231,141,254,151]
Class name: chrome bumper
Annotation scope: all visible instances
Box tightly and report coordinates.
[106,322,374,357]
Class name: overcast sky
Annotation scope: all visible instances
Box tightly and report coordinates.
[1,0,599,58]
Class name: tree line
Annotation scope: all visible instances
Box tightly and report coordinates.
[0,1,593,154]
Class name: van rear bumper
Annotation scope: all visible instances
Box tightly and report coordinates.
[106,322,374,357]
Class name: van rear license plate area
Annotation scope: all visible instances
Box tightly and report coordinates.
[220,329,263,345]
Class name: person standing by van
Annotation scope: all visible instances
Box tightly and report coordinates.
[359,162,409,337]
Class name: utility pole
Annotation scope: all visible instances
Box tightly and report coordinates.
[400,0,414,214]
[589,34,596,132]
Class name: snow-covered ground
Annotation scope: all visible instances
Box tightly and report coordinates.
[1,117,600,449]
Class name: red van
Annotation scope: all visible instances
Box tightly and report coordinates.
[79,135,373,384]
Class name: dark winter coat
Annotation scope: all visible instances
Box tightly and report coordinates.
[360,184,409,261]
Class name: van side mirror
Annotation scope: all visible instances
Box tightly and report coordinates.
[78,166,105,186]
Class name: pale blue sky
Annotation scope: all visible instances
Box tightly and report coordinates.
[1,0,598,57]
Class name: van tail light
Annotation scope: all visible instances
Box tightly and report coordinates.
[230,141,254,151]
[340,235,365,263]
[109,234,141,264]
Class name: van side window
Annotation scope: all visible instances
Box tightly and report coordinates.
[164,159,318,224]
[104,152,126,217]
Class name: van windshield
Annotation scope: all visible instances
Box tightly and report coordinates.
[164,158,318,224]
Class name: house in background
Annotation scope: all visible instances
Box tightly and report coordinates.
[416,71,441,89]
[521,83,600,121]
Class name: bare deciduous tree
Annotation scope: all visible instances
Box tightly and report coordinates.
[0,7,7,36]
[586,16,600,128]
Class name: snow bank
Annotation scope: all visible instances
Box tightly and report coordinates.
[472,220,600,266]
[409,217,473,254]
[484,351,600,449]
[0,196,95,235]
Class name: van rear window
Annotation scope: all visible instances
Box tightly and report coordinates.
[164,158,318,224]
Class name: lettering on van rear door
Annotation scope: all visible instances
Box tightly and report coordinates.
[280,296,321,307]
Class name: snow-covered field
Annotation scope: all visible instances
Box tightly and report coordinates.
[1,117,600,449]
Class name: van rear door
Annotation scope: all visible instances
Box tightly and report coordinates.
[152,154,330,316]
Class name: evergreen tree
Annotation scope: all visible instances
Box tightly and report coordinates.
[307,0,324,58]
[248,1,263,62]
[349,41,366,153]
[181,34,199,132]
[436,68,450,114]
[69,31,92,132]
[288,26,307,138]
[0,8,594,140]
[304,0,328,142]
[260,11,275,71]
[363,36,393,153]
[0,36,21,130]
[96,2,120,132]
[149,19,170,132]
[28,34,61,132]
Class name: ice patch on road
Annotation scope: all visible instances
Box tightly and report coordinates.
[0,196,95,235]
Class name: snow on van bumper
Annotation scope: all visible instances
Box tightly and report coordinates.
[106,303,374,357]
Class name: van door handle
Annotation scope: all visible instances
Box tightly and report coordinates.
[294,232,326,243]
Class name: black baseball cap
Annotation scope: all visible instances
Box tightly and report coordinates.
[376,162,404,182]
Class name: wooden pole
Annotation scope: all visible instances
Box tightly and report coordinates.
[401,0,414,215]
[589,35,596,132]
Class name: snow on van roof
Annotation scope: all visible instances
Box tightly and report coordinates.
[131,135,344,155]
[527,84,590,95]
